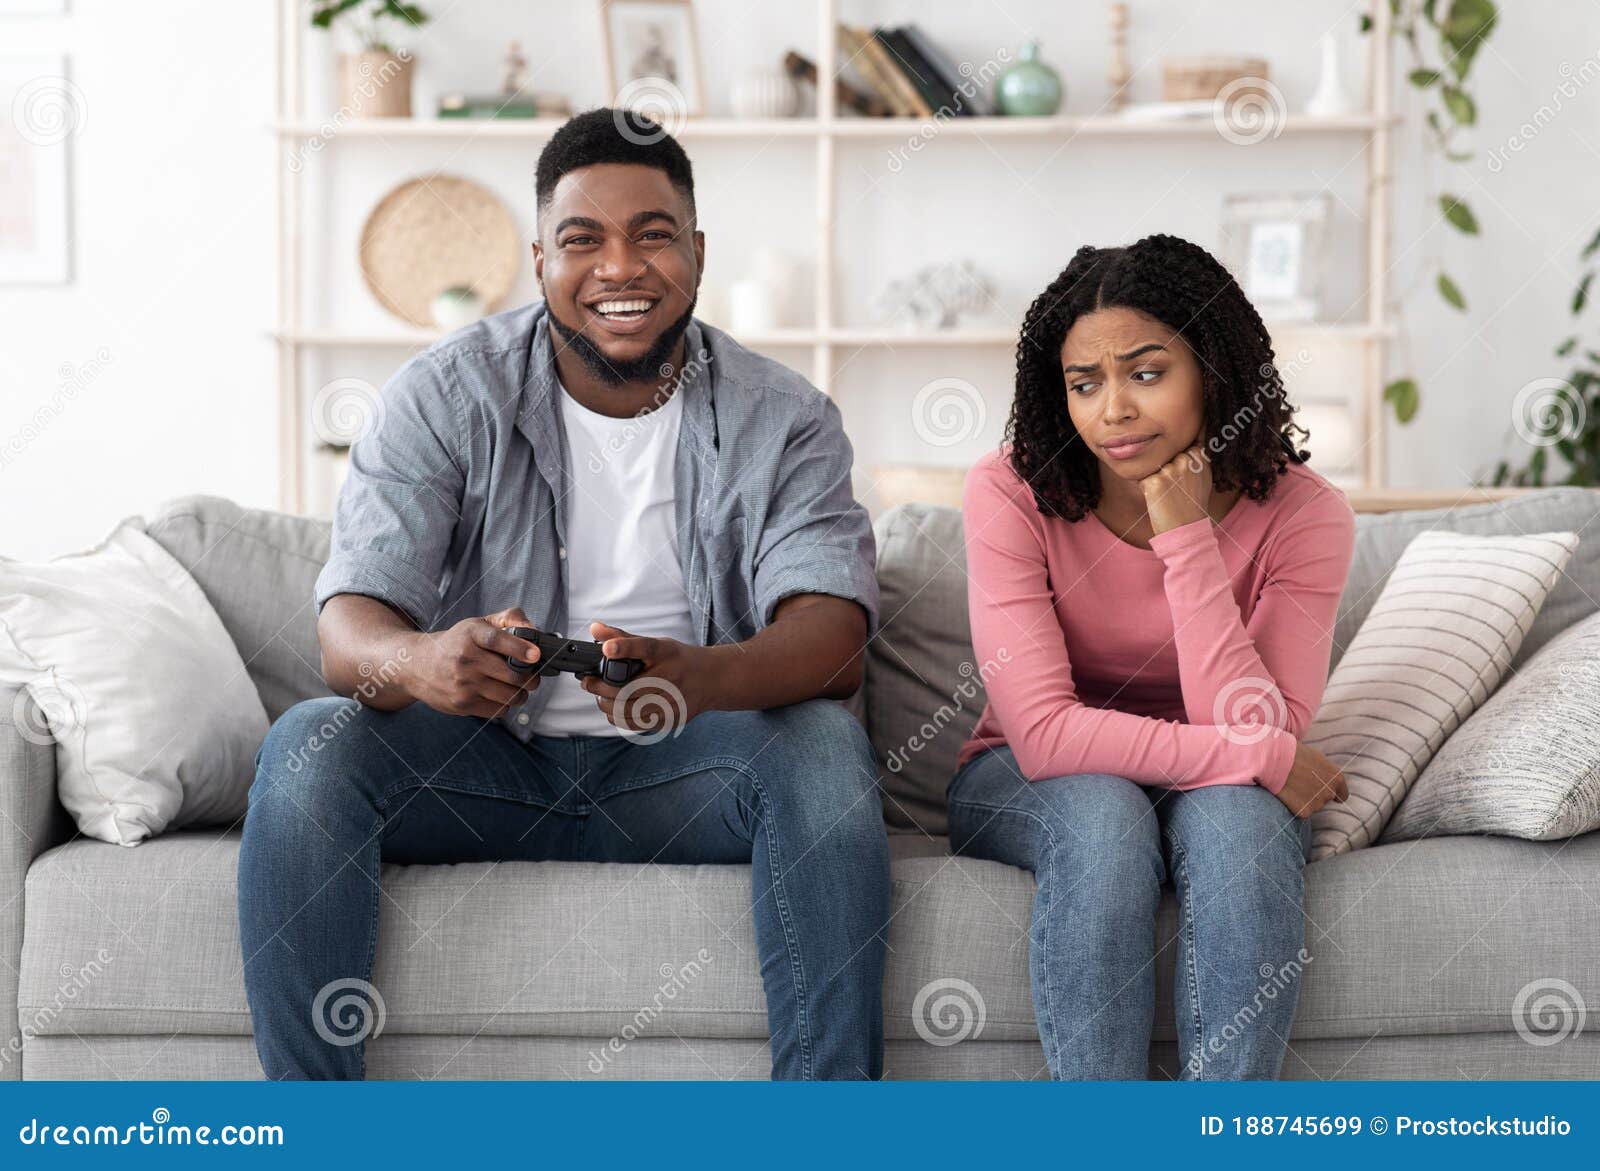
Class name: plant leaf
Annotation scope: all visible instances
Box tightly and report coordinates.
[1575,272,1594,314]
[1440,194,1480,234]
[1556,336,1578,357]
[1409,68,1442,87]
[1441,85,1476,124]
[1437,271,1467,310]
[1581,224,1600,260]
[1385,377,1420,423]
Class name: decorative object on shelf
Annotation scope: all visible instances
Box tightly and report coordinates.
[838,24,984,119]
[1161,55,1268,102]
[782,50,889,117]
[1305,31,1355,116]
[1490,225,1600,488]
[995,39,1062,116]
[501,40,528,98]
[436,92,542,119]
[601,0,704,117]
[873,261,995,331]
[1219,192,1331,322]
[311,1,427,119]
[358,174,519,328]
[431,285,485,331]
[0,54,75,284]
[727,248,796,334]
[1106,3,1131,112]
[1361,0,1498,425]
[729,65,799,119]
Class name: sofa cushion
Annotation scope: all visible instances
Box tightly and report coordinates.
[21,827,1600,1046]
[867,504,979,835]
[144,496,333,721]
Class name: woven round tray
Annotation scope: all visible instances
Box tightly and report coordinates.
[358,174,521,327]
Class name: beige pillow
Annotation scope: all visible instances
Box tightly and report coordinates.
[1307,528,1577,860]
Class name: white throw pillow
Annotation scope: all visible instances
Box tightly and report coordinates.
[0,520,269,845]
[1306,528,1578,861]
[1382,606,1600,843]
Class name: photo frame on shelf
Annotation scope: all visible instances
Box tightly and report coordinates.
[0,54,74,284]
[599,0,704,115]
[1219,192,1331,322]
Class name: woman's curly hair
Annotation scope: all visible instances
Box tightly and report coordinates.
[1004,233,1312,521]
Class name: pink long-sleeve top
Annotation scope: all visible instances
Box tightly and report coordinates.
[957,446,1357,794]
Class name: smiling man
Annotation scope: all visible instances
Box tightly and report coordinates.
[236,109,890,1081]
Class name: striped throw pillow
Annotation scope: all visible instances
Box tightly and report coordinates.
[1306,528,1578,861]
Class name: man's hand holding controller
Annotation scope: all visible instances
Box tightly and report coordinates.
[397,607,545,719]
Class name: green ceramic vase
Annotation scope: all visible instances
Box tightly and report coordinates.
[996,39,1063,116]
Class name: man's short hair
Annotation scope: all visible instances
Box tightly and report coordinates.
[534,107,696,220]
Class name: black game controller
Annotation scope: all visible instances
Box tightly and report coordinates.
[502,626,645,687]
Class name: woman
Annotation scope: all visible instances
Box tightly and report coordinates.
[950,234,1354,1081]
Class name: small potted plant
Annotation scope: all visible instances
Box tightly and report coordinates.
[311,1,429,118]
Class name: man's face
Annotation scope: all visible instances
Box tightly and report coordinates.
[534,162,704,383]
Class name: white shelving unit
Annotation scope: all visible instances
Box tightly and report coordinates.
[272,0,1395,514]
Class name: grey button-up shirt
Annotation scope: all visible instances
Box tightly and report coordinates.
[314,301,879,742]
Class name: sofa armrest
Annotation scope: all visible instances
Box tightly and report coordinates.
[0,683,74,1080]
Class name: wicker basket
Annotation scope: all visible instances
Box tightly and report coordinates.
[1161,56,1270,102]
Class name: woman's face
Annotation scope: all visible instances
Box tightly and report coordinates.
[1059,306,1206,483]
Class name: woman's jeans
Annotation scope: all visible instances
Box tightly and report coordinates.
[237,696,890,1081]
[947,745,1313,1081]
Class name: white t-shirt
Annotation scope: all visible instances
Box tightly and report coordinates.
[528,379,698,737]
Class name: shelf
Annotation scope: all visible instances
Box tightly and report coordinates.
[271,112,1396,143]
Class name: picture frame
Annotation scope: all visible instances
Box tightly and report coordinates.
[599,0,704,117]
[1219,192,1332,322]
[0,54,74,284]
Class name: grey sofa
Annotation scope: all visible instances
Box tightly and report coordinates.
[3,488,1598,1080]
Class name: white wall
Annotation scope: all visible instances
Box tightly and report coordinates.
[3,0,1597,561]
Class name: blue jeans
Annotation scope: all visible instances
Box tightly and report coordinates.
[947,745,1312,1081]
[237,696,890,1081]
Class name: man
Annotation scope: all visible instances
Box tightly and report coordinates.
[237,109,889,1080]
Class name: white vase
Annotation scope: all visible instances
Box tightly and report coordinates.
[1305,32,1355,117]
[729,67,799,119]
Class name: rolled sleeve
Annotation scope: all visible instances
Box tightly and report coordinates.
[751,394,880,636]
[313,351,466,628]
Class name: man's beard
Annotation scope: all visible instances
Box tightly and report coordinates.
[547,297,697,387]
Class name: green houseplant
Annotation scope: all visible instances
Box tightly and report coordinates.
[1488,227,1600,487]
[1361,0,1498,425]
[311,1,429,118]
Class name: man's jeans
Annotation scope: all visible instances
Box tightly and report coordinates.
[947,745,1312,1081]
[237,696,890,1081]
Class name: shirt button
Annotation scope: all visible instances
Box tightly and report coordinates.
[516,712,530,725]
[558,546,567,559]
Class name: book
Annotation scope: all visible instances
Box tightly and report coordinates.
[880,26,962,116]
[866,28,933,117]
[837,24,913,116]
[783,50,890,117]
[901,23,991,116]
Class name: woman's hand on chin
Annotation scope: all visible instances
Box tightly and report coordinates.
[1140,440,1213,535]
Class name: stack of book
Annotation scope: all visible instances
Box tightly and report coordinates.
[836,24,993,118]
